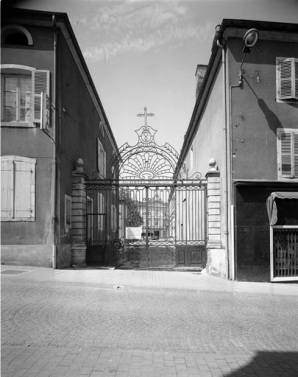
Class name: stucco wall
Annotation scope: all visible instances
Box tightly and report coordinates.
[227,39,298,180]
[1,27,55,266]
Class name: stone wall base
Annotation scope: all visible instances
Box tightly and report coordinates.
[56,243,72,269]
[206,248,226,279]
[71,243,87,267]
[1,245,53,268]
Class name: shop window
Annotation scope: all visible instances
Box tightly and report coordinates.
[1,65,50,129]
[1,156,36,221]
[276,57,298,102]
[277,129,298,179]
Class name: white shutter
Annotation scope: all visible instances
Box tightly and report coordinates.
[32,70,50,126]
[294,132,298,178]
[14,160,35,219]
[295,59,298,99]
[1,159,14,218]
[280,132,293,177]
[278,58,298,100]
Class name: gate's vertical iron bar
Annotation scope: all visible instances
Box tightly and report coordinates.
[116,182,119,268]
[175,186,177,249]
[146,185,149,266]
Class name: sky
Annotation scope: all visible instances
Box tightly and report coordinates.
[7,0,298,153]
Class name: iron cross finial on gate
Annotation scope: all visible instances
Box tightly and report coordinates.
[137,107,154,127]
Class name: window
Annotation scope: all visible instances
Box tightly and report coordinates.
[1,156,36,221]
[65,195,72,233]
[97,192,105,231]
[99,120,105,137]
[97,138,106,177]
[276,57,298,101]
[111,204,117,231]
[1,65,50,128]
[277,129,298,179]
[1,25,33,46]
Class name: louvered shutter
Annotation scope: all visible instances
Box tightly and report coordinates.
[278,58,298,100]
[1,159,14,218]
[280,132,293,177]
[103,150,106,178]
[32,70,50,127]
[294,132,298,177]
[97,138,101,173]
[14,160,35,219]
[295,59,298,99]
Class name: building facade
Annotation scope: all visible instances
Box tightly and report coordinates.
[179,19,298,281]
[1,8,118,268]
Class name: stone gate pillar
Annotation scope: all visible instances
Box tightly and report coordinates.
[205,158,221,249]
[205,158,225,277]
[71,158,87,267]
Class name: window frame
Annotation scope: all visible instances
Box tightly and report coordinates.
[1,64,50,129]
[277,128,298,181]
[1,155,36,221]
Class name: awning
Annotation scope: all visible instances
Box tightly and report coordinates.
[266,191,298,226]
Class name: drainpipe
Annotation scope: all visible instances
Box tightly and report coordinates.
[216,40,229,280]
[229,82,242,281]
[52,15,57,269]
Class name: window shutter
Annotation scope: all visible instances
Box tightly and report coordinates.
[278,58,298,100]
[14,160,35,219]
[280,132,293,177]
[97,138,101,173]
[294,132,298,177]
[32,70,50,126]
[103,150,106,178]
[1,159,14,218]
[295,59,298,99]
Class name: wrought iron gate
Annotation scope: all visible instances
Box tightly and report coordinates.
[86,180,206,268]
[85,107,207,269]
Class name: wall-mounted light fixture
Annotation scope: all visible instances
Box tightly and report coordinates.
[239,28,259,86]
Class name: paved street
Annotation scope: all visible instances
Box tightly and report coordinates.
[1,265,298,377]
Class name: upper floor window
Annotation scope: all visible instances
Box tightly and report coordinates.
[1,65,50,129]
[1,25,33,46]
[276,57,298,102]
[1,156,36,221]
[277,129,298,180]
[97,138,106,178]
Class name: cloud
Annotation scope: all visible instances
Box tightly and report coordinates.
[82,1,212,61]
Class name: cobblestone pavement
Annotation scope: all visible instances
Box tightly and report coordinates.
[1,265,298,377]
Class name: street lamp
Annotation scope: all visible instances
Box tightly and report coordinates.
[239,28,259,85]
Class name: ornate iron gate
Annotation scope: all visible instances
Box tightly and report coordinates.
[86,180,206,268]
[85,107,207,268]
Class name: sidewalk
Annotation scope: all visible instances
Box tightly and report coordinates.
[2,265,298,377]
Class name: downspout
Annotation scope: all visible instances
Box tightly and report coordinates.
[229,82,242,281]
[52,15,57,269]
[216,40,229,279]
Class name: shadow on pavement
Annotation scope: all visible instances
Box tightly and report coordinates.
[225,351,298,376]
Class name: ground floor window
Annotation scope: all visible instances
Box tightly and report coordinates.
[1,156,36,221]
